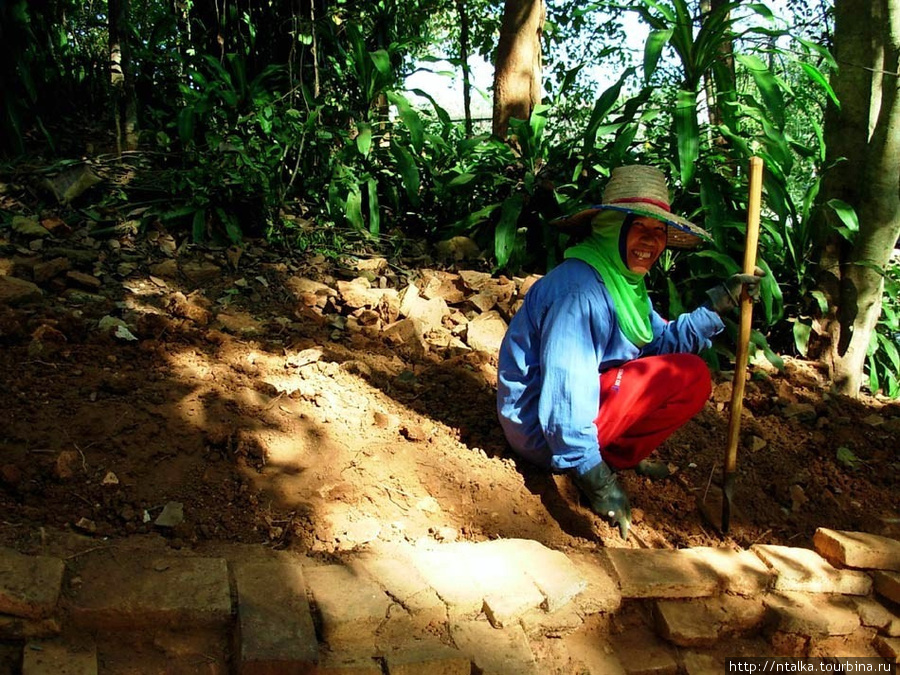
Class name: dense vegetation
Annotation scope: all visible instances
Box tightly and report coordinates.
[1,0,898,397]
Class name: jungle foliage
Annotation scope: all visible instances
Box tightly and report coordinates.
[1,0,898,396]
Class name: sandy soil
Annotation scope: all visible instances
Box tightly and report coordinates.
[1,227,899,561]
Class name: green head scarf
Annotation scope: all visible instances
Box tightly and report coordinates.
[564,212,653,347]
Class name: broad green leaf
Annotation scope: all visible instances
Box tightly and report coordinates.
[177,108,195,144]
[369,49,392,78]
[448,173,477,188]
[675,89,699,186]
[876,332,900,372]
[736,54,784,129]
[692,250,741,274]
[495,194,524,269]
[800,62,840,109]
[387,92,424,153]
[811,290,829,314]
[644,29,673,82]
[356,123,372,157]
[346,185,364,231]
[797,36,837,68]
[827,199,859,241]
[666,277,685,318]
[192,209,206,243]
[367,178,380,235]
[410,88,452,128]
[582,68,634,154]
[792,321,811,357]
[390,144,420,206]
[836,446,860,469]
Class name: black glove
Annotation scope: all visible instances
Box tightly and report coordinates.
[706,266,766,314]
[573,462,632,539]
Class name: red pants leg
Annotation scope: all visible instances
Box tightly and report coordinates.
[595,353,711,470]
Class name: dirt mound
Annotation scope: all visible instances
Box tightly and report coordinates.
[1,226,899,559]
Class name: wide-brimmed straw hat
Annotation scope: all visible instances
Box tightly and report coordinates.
[553,165,709,249]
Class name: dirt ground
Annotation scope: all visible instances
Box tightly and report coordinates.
[1,220,899,562]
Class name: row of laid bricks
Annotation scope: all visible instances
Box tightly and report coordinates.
[1,528,899,673]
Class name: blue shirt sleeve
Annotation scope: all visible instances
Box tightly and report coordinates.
[641,305,725,356]
[536,291,610,474]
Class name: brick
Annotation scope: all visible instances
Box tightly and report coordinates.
[611,625,679,675]
[0,615,61,640]
[874,636,900,662]
[519,604,584,638]
[450,620,538,675]
[483,582,544,629]
[809,629,882,658]
[770,631,810,657]
[763,592,860,637]
[304,564,393,646]
[814,529,900,571]
[233,561,318,674]
[854,596,900,635]
[655,595,765,647]
[481,539,587,612]
[22,640,96,675]
[681,652,721,675]
[563,629,626,675]
[409,541,545,622]
[0,548,64,619]
[316,652,383,675]
[684,547,774,595]
[604,549,718,599]
[752,545,872,595]
[568,552,622,614]
[69,556,231,630]
[408,544,485,616]
[349,546,445,623]
[384,641,470,675]
[874,571,900,604]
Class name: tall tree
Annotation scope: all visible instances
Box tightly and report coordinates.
[812,0,900,396]
[491,0,545,138]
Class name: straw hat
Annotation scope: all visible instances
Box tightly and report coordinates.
[553,165,709,249]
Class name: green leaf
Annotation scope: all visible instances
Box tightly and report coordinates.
[736,54,784,129]
[582,68,634,155]
[370,49,392,78]
[827,199,859,241]
[644,28,673,82]
[836,446,860,469]
[675,89,699,186]
[356,123,372,157]
[346,185,364,231]
[666,278,685,318]
[387,92,424,153]
[494,194,524,269]
[192,209,206,243]
[390,143,420,205]
[448,173,477,188]
[793,321,811,357]
[693,250,741,274]
[876,332,900,373]
[809,290,828,315]
[800,62,840,109]
[367,178,380,235]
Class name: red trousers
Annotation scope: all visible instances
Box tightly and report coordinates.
[595,353,711,470]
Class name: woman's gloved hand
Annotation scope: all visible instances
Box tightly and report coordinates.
[573,462,632,539]
[706,266,766,314]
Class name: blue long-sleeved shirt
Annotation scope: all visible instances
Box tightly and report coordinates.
[496,258,724,475]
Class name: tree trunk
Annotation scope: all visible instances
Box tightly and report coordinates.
[491,0,545,139]
[812,0,900,396]
[108,0,138,155]
[456,0,473,137]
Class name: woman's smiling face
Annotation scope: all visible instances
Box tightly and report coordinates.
[624,216,667,275]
